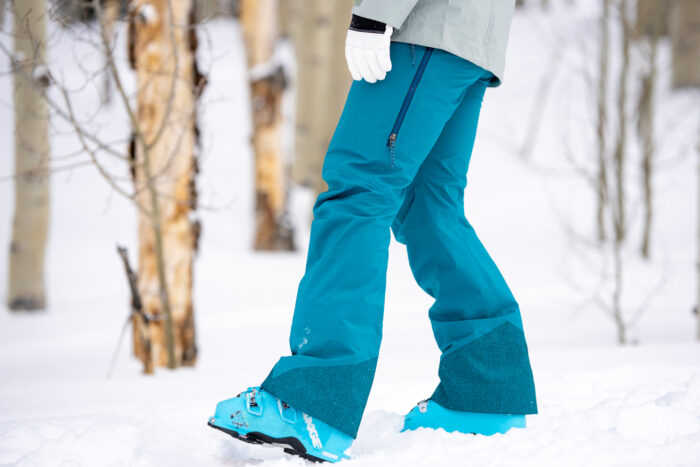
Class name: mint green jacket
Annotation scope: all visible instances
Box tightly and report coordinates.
[352,0,516,86]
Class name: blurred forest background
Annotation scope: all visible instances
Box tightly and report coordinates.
[1,0,700,465]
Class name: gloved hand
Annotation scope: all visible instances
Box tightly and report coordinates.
[345,14,393,83]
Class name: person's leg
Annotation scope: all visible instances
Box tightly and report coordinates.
[391,79,538,418]
[261,44,492,438]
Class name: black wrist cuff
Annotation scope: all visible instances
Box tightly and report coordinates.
[349,14,386,34]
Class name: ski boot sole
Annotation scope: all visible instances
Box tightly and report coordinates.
[207,420,327,463]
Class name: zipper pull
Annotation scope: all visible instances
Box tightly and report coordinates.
[388,133,397,168]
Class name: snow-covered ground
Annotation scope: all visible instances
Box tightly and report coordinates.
[1,3,700,466]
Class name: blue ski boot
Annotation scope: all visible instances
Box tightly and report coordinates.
[402,399,526,436]
[208,387,353,463]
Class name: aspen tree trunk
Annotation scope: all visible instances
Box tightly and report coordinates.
[288,0,319,188]
[638,44,656,259]
[278,0,299,37]
[636,0,664,259]
[596,0,610,242]
[315,0,353,198]
[7,0,50,311]
[612,0,630,244]
[240,0,295,250]
[634,0,668,39]
[670,0,700,89]
[289,0,352,203]
[610,0,632,345]
[129,0,200,369]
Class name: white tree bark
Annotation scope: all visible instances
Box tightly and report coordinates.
[7,0,50,311]
[240,0,295,250]
[129,0,200,369]
[288,0,352,205]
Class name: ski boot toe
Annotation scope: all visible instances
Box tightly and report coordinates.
[402,399,526,436]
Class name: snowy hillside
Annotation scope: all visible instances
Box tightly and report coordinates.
[1,3,700,466]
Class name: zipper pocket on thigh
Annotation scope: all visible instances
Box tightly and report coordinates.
[387,47,434,168]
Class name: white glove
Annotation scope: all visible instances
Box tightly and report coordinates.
[345,25,393,83]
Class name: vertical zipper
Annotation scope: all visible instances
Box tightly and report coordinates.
[387,47,434,168]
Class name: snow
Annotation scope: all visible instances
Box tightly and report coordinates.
[1,3,700,466]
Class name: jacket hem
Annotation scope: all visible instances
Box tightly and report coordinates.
[390,35,503,87]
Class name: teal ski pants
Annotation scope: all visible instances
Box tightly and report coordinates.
[262,43,537,438]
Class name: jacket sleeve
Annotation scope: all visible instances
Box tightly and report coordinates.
[351,0,420,30]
